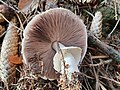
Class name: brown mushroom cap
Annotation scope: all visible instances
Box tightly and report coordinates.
[22,8,87,80]
[0,4,15,23]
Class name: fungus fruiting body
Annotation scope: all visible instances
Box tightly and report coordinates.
[0,4,15,23]
[22,8,87,82]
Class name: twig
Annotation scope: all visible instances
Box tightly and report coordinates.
[88,33,120,62]
[15,13,24,40]
[0,0,20,13]
[89,53,100,90]
[0,31,6,38]
[91,55,109,59]
[100,76,120,85]
[114,0,118,20]
[89,59,112,67]
[79,72,94,79]
[83,10,94,18]
[0,13,22,31]
[107,18,120,38]
[99,83,107,90]
[16,13,24,30]
[84,77,93,90]
[110,44,120,49]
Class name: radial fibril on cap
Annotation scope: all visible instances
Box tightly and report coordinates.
[22,8,87,80]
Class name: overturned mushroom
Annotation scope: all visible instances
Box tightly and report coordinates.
[22,8,87,88]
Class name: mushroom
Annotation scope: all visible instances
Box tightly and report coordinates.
[22,8,87,82]
[0,4,15,23]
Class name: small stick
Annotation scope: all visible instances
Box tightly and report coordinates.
[0,31,6,38]
[107,18,120,38]
[89,59,112,67]
[0,0,20,13]
[100,76,120,85]
[83,10,94,18]
[114,0,118,20]
[0,13,23,31]
[89,53,100,90]
[88,33,120,62]
[91,55,109,59]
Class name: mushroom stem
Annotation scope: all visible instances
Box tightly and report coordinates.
[52,41,60,52]
[52,42,81,81]
[61,51,79,80]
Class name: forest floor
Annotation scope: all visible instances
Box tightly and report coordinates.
[0,0,120,90]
